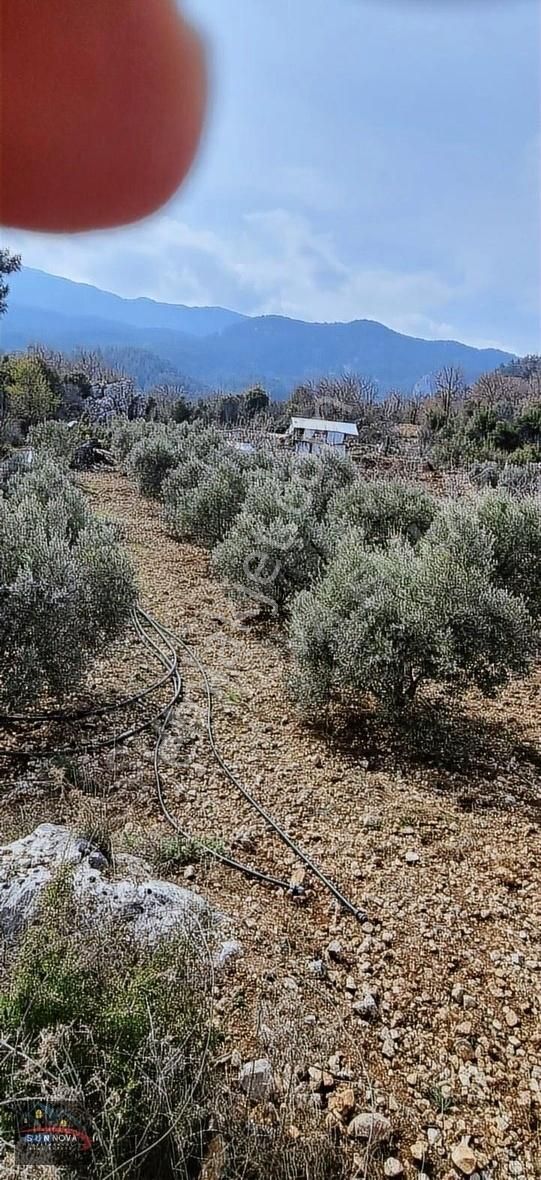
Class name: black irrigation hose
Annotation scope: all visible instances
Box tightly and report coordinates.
[134,607,294,891]
[140,607,367,925]
[0,697,179,761]
[0,600,367,919]
[0,613,172,724]
[0,612,181,760]
[0,669,173,725]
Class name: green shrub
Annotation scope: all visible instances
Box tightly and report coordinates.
[164,451,252,548]
[327,477,437,548]
[212,471,323,615]
[109,416,150,462]
[5,354,60,429]
[499,462,541,495]
[428,398,541,468]
[148,832,226,867]
[162,454,208,500]
[0,448,35,491]
[126,421,234,499]
[422,494,541,618]
[295,450,356,519]
[128,427,185,497]
[0,871,215,1180]
[6,455,91,537]
[28,419,88,462]
[0,868,352,1180]
[475,491,541,617]
[470,458,541,495]
[289,509,536,716]
[508,443,541,465]
[0,458,136,708]
[177,423,226,461]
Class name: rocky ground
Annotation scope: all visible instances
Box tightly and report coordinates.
[1,469,540,1180]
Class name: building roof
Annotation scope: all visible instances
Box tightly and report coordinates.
[288,417,359,436]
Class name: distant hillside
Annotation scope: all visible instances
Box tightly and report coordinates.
[3,267,514,395]
[8,267,245,338]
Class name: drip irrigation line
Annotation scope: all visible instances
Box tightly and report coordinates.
[0,613,181,761]
[0,613,172,725]
[140,607,367,925]
[134,607,294,891]
[0,600,367,920]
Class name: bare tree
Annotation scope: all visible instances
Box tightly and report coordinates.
[297,373,379,423]
[433,365,466,418]
[382,391,399,419]
[471,368,511,406]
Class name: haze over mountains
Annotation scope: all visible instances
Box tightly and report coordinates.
[3,267,514,397]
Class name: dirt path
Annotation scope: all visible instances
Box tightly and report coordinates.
[4,469,539,1178]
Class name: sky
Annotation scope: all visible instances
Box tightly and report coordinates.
[3,0,541,355]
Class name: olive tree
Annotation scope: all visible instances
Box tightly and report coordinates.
[0,459,136,708]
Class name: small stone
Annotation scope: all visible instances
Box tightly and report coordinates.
[88,850,108,870]
[504,1007,520,1028]
[328,1087,356,1121]
[508,1161,523,1176]
[451,1140,478,1176]
[307,958,327,979]
[326,939,343,961]
[410,1140,428,1164]
[382,1039,395,1059]
[463,994,476,1010]
[233,829,257,852]
[327,1053,343,1075]
[405,850,420,865]
[230,1049,242,1070]
[345,975,357,993]
[308,1066,334,1092]
[184,865,195,880]
[290,866,306,889]
[362,813,381,831]
[347,1112,392,1142]
[427,1127,442,1146]
[456,1021,473,1037]
[452,983,464,1002]
[384,1158,404,1177]
[238,1058,275,1102]
[352,993,378,1020]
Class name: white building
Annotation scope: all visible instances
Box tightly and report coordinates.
[287,416,359,458]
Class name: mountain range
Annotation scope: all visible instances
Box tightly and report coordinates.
[2,266,514,397]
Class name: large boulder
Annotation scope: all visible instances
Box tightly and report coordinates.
[87,379,144,422]
[0,824,241,965]
[70,440,115,470]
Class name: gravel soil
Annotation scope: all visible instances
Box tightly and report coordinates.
[1,469,540,1180]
